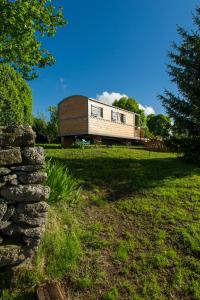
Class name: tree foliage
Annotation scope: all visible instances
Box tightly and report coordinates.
[159,7,200,162]
[146,114,171,138]
[112,97,146,127]
[0,0,66,80]
[33,105,58,143]
[0,64,32,125]
[46,105,59,143]
[32,113,47,142]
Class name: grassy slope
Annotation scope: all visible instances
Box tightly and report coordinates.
[46,146,200,300]
[1,146,200,299]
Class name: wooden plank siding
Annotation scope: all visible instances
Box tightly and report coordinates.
[88,99,135,139]
[58,95,138,140]
[58,96,88,136]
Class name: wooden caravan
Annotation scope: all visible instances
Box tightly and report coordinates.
[58,95,143,147]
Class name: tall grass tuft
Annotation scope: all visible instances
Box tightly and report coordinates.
[46,159,79,203]
[35,206,81,279]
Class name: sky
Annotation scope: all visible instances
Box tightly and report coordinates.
[30,0,198,117]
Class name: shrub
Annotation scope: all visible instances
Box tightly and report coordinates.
[46,159,79,203]
[71,139,90,149]
[0,64,32,125]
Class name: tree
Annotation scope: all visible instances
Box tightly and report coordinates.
[146,114,171,138]
[0,64,32,125]
[33,105,58,143]
[159,7,200,162]
[113,97,146,127]
[32,114,48,143]
[46,105,59,143]
[0,0,66,80]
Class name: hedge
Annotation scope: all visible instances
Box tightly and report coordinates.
[0,64,32,125]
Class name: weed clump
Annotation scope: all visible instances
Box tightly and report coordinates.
[46,159,79,203]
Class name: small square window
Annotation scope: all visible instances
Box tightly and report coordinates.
[111,111,126,123]
[91,105,103,118]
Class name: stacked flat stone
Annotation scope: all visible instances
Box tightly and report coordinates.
[0,125,50,267]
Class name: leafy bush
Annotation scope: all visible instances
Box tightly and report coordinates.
[71,139,90,149]
[0,64,32,125]
[46,159,79,203]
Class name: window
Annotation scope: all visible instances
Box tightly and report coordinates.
[111,111,118,122]
[91,105,103,118]
[121,114,126,123]
[111,111,126,123]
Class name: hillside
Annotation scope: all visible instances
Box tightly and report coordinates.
[1,146,200,300]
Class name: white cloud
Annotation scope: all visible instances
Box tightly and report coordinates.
[139,104,155,116]
[96,91,128,105]
[59,77,67,90]
[96,91,155,116]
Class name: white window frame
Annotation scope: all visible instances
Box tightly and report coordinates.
[111,111,126,123]
[91,105,103,118]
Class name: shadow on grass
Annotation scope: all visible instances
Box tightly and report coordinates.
[0,269,35,299]
[37,143,61,150]
[48,156,200,201]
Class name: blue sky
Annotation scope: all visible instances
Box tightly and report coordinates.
[30,0,198,117]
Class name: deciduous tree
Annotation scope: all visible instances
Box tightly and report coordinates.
[146,114,171,138]
[113,97,146,127]
[46,105,59,143]
[0,0,66,79]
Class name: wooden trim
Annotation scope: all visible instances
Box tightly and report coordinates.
[60,133,141,140]
[58,95,88,105]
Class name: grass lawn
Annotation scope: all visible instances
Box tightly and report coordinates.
[1,146,200,299]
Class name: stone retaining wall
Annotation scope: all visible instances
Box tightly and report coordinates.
[0,125,50,267]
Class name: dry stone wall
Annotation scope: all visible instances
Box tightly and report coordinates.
[0,125,50,267]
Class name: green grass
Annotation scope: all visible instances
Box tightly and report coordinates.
[1,145,200,299]
[102,287,119,300]
[113,235,135,262]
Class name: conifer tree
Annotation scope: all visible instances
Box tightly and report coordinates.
[159,7,200,162]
